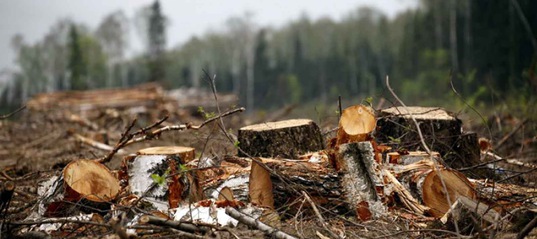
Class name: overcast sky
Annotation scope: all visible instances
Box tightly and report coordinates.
[0,0,418,71]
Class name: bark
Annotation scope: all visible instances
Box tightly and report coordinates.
[123,146,202,210]
[376,107,483,176]
[248,157,345,216]
[336,142,385,220]
[389,159,476,218]
[238,119,324,158]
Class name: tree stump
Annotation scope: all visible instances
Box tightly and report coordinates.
[124,146,202,210]
[63,159,120,203]
[376,107,482,174]
[41,159,120,217]
[336,105,376,145]
[238,119,324,158]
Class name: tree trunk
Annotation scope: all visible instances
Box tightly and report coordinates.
[238,119,324,159]
[337,141,385,220]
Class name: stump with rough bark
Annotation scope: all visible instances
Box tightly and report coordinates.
[376,107,482,175]
[238,119,324,159]
[123,146,202,210]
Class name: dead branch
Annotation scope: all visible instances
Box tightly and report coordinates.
[97,118,137,164]
[73,133,125,154]
[225,207,298,239]
[495,118,529,149]
[0,105,26,120]
[139,215,207,234]
[123,107,245,147]
[517,216,537,239]
[302,191,342,239]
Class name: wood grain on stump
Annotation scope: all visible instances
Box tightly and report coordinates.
[238,119,323,158]
[337,105,376,145]
[63,159,120,202]
[138,146,195,164]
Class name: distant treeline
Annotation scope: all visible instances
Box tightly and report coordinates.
[1,0,536,111]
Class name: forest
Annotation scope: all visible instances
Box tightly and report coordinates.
[1,0,536,114]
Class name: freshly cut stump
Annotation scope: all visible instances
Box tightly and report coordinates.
[422,169,476,218]
[238,119,323,158]
[125,146,202,210]
[337,105,376,145]
[63,159,120,203]
[138,146,196,163]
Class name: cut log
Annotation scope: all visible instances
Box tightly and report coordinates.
[337,142,385,220]
[238,119,324,158]
[388,159,476,218]
[376,107,482,174]
[248,157,346,217]
[249,160,274,209]
[336,105,376,145]
[137,146,196,164]
[63,159,120,203]
[422,168,476,217]
[124,146,202,211]
[386,151,441,165]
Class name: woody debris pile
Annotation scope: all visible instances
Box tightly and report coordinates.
[0,84,536,239]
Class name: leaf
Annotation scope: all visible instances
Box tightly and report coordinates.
[151,173,166,186]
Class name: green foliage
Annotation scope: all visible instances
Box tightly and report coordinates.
[150,168,169,186]
[197,106,216,119]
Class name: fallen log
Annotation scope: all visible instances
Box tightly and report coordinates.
[336,141,385,220]
[123,146,202,210]
[238,119,324,158]
[389,159,477,218]
[248,157,345,216]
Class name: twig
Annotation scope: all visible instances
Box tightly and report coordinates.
[302,191,342,239]
[123,107,245,147]
[97,118,137,164]
[139,215,207,234]
[225,207,298,239]
[338,95,343,122]
[494,119,528,150]
[0,105,26,120]
[73,133,125,154]
[516,214,537,239]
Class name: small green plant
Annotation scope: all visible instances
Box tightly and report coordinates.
[197,106,216,119]
[150,168,170,186]
[233,141,240,148]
